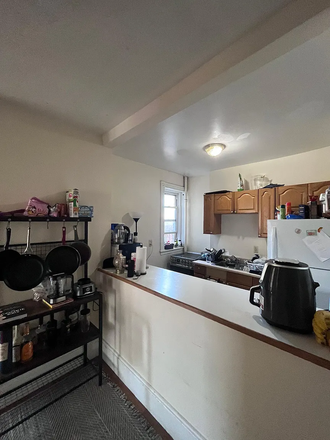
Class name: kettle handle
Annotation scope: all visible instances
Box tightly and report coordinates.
[249,285,261,307]
[313,281,320,294]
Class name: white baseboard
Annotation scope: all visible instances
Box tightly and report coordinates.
[102,340,205,440]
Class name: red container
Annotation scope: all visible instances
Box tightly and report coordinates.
[285,202,292,216]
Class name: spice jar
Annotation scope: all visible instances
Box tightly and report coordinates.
[80,308,90,333]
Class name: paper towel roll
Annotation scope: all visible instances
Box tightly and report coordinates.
[136,246,147,274]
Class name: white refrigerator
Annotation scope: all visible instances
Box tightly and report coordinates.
[267,219,330,309]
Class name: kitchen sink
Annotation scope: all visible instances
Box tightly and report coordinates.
[213,259,249,272]
[214,261,227,267]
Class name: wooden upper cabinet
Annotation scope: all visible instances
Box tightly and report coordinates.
[214,193,234,214]
[275,184,308,210]
[203,194,221,235]
[308,181,330,198]
[258,188,275,238]
[234,190,259,214]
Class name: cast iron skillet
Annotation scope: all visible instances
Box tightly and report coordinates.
[45,226,81,275]
[70,225,91,266]
[4,224,46,291]
[0,227,20,281]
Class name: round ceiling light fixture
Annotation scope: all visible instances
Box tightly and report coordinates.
[203,143,226,157]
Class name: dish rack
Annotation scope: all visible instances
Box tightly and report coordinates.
[247,261,265,273]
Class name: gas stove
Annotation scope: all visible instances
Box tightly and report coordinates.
[170,252,202,275]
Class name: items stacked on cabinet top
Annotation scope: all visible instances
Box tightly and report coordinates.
[203,180,330,238]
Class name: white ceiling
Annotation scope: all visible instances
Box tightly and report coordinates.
[1,1,329,177]
[112,26,330,176]
[0,0,291,134]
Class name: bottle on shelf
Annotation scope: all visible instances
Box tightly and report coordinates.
[21,322,33,363]
[12,325,21,365]
[0,328,12,374]
[237,174,244,191]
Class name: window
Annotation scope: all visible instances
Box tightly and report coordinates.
[161,181,185,252]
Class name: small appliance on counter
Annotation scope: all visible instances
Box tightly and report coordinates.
[111,222,141,260]
[249,258,318,333]
[74,278,96,297]
[119,242,141,261]
[46,274,73,305]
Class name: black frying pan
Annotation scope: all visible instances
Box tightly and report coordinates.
[4,224,45,291]
[46,226,81,275]
[0,227,20,281]
[71,225,91,266]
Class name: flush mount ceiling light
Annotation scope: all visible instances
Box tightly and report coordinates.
[203,143,226,157]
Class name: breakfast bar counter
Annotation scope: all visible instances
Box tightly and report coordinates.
[97,265,330,440]
[98,265,330,370]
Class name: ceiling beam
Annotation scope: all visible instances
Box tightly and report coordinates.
[103,0,330,148]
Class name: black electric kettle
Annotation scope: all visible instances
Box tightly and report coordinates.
[249,258,319,333]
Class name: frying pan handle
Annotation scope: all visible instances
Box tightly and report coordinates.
[5,227,11,250]
[73,225,79,241]
[62,226,67,245]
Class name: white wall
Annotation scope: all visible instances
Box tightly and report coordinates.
[188,145,330,258]
[99,272,330,440]
[187,174,210,253]
[0,105,183,306]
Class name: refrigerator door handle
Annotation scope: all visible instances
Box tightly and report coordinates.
[270,226,278,259]
[268,226,278,259]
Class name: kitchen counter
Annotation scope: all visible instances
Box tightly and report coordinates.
[97,265,330,440]
[99,265,330,370]
[192,259,261,278]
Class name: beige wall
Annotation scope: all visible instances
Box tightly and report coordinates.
[188,145,330,258]
[0,106,183,305]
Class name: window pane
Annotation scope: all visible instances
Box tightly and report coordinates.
[164,194,176,207]
[164,220,176,233]
[164,207,176,220]
[164,233,176,244]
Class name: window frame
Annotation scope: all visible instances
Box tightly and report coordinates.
[160,181,185,255]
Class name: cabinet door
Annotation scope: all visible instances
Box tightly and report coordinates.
[203,194,221,234]
[194,264,207,278]
[234,190,259,213]
[308,181,330,198]
[227,272,258,290]
[258,188,275,238]
[214,193,234,214]
[206,267,227,283]
[276,184,308,210]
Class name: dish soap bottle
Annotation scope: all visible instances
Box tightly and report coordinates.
[237,174,244,191]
